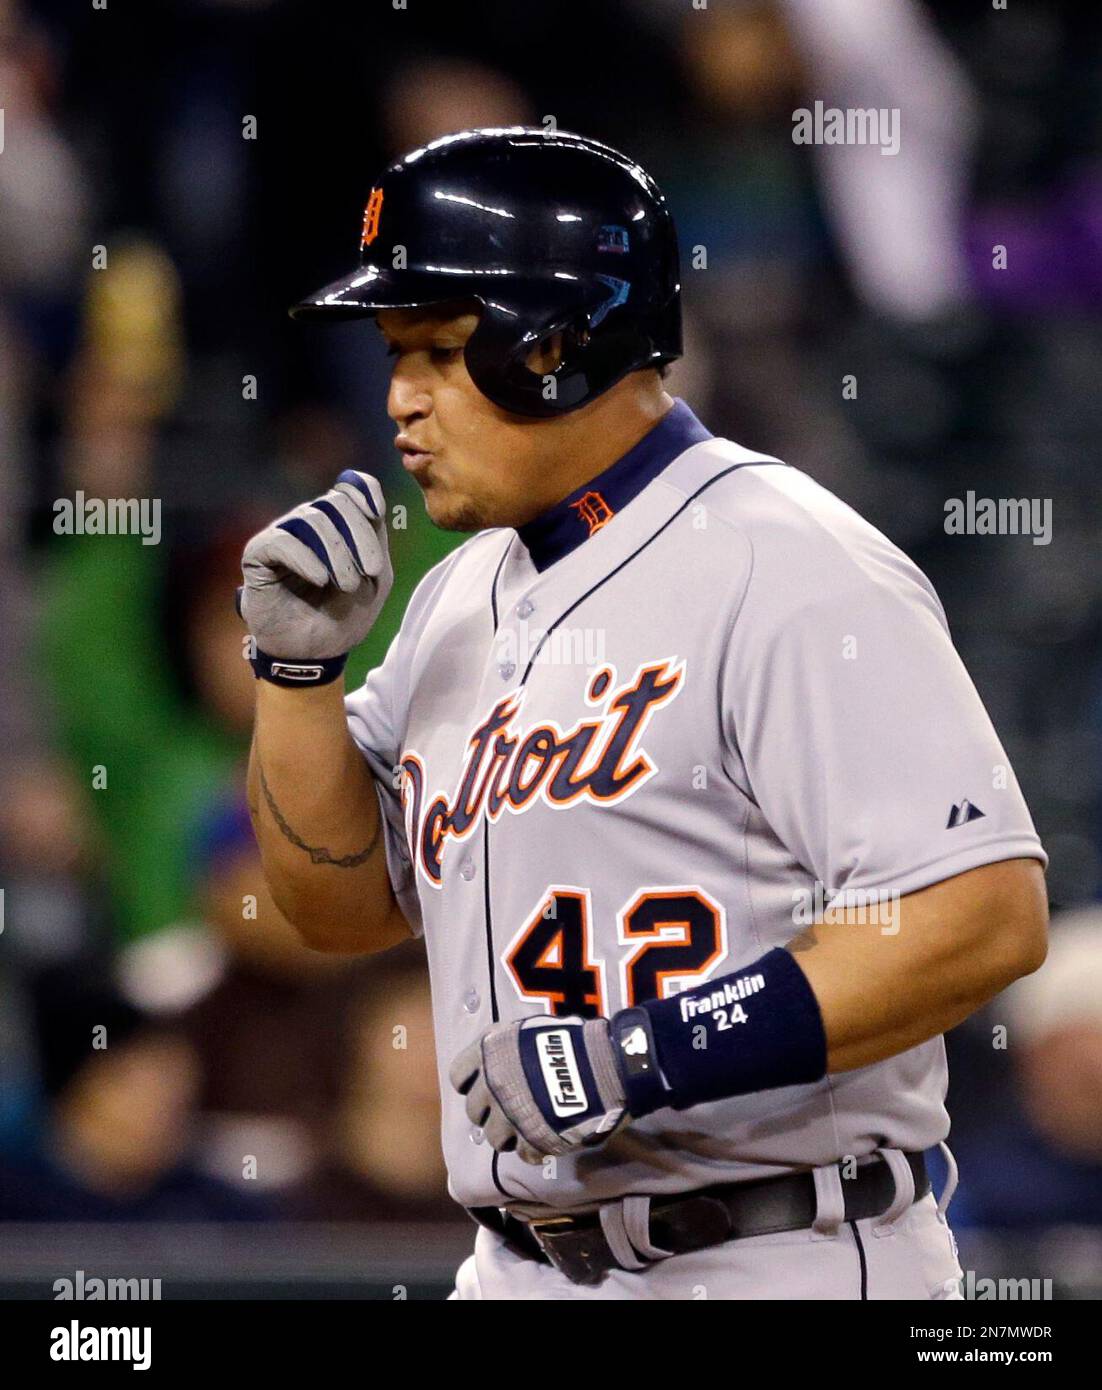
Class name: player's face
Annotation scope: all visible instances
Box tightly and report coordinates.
[378,305,566,532]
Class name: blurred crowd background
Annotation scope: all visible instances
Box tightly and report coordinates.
[1,0,1100,1298]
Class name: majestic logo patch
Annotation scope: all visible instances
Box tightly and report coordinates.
[360,188,384,250]
[536,1031,588,1116]
[400,659,685,887]
[947,799,985,829]
[571,490,614,537]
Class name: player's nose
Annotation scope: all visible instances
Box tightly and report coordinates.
[386,359,433,426]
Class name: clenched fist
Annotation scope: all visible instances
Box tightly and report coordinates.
[450,1017,631,1165]
[239,470,393,673]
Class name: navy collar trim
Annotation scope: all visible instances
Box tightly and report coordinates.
[515,399,712,573]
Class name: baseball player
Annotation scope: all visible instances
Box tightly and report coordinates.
[241,129,1048,1299]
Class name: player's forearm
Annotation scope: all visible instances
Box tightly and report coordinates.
[555,859,1048,1133]
[789,857,1049,1073]
[248,679,403,953]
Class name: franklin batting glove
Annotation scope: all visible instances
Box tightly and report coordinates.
[238,470,392,685]
[450,1016,630,1165]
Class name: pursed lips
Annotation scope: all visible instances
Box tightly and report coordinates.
[396,436,434,475]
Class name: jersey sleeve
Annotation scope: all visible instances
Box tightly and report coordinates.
[719,492,1046,899]
[342,542,472,937]
[345,628,423,938]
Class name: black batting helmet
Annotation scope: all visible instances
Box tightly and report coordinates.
[290,127,682,418]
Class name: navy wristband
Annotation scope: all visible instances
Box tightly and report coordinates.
[236,587,350,689]
[250,649,349,688]
[612,947,827,1117]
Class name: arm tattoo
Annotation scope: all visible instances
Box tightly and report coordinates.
[257,762,382,868]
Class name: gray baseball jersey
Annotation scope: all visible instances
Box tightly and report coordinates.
[344,400,1046,1214]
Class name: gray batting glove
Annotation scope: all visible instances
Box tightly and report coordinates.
[450,1017,629,1165]
[239,470,392,660]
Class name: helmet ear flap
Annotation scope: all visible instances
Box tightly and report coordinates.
[462,290,669,419]
[464,301,590,418]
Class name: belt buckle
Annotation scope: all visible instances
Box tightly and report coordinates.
[529,1214,578,1236]
[527,1214,612,1287]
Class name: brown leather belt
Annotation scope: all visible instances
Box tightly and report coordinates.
[470,1151,929,1286]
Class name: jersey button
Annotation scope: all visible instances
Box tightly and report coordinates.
[498,661,516,680]
[463,988,480,1013]
[469,1127,485,1145]
[515,598,534,619]
[459,857,476,881]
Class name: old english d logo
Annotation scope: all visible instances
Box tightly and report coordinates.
[360,188,384,250]
[571,490,615,537]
